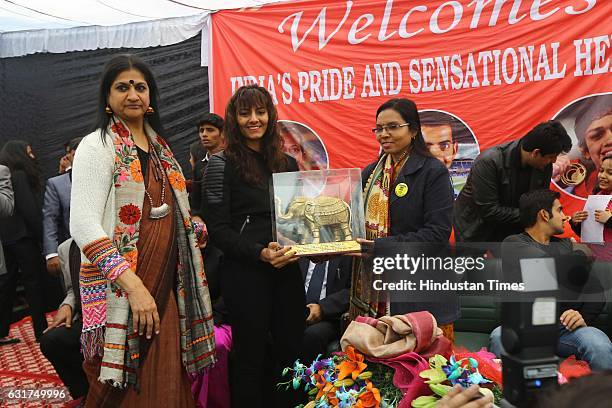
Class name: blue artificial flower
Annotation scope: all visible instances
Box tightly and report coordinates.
[336,387,359,408]
[468,371,491,385]
[315,398,332,408]
[447,366,462,381]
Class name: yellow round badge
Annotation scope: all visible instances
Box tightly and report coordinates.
[395,183,408,197]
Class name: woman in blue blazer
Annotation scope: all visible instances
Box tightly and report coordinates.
[350,98,459,341]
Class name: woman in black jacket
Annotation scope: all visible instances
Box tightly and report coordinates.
[0,140,48,341]
[349,98,459,341]
[203,85,306,407]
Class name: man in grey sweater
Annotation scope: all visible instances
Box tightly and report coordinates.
[489,189,612,370]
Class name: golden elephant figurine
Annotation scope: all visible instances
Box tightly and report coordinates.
[276,196,353,244]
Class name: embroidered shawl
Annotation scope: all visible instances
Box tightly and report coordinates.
[350,153,408,319]
[74,117,215,388]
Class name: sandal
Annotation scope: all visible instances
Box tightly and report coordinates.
[0,336,21,345]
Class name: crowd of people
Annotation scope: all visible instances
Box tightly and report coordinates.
[0,53,611,408]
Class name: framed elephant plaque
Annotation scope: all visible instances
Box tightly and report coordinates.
[272,168,365,256]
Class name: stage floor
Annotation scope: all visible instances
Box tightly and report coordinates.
[0,314,73,407]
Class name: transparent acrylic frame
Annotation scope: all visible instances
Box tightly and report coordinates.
[272,168,366,256]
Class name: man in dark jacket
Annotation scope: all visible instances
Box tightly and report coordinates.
[454,121,572,242]
[191,113,224,219]
[300,256,352,362]
[43,137,82,276]
[489,189,612,370]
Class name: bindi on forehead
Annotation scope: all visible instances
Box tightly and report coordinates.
[114,79,146,85]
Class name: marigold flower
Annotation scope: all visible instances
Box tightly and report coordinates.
[168,171,186,191]
[129,160,143,182]
[119,204,141,225]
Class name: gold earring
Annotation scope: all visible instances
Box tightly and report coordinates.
[146,106,154,115]
[105,106,113,115]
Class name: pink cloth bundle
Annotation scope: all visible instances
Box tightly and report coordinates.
[340,311,451,358]
[340,311,452,406]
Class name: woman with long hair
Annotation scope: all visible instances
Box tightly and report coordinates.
[69,54,215,407]
[350,98,459,341]
[203,85,306,407]
[0,140,48,343]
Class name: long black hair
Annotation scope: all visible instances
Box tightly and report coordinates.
[92,54,164,142]
[224,85,289,186]
[0,140,42,193]
[375,98,434,159]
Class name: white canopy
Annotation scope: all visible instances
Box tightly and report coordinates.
[0,0,283,59]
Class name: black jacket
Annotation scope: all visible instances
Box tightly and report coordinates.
[454,140,552,242]
[0,169,43,244]
[362,152,453,244]
[191,154,209,218]
[203,150,298,262]
[363,153,459,325]
[299,256,352,320]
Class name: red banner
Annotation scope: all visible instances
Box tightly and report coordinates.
[210,0,611,213]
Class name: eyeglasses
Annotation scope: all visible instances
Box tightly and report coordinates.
[372,123,410,135]
[426,141,454,152]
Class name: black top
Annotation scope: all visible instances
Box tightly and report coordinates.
[202,150,298,262]
[136,145,150,181]
[0,169,42,244]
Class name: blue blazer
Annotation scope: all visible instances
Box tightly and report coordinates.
[42,172,71,256]
[362,153,459,325]
[362,153,453,243]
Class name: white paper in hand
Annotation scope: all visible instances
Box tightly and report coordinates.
[581,195,612,244]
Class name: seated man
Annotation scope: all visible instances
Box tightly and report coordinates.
[300,256,352,362]
[39,238,88,400]
[489,189,612,371]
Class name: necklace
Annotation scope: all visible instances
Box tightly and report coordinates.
[392,148,410,164]
[143,143,170,219]
[145,179,169,219]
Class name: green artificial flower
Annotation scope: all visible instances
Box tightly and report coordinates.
[411,395,439,408]
[430,355,448,369]
[419,367,447,384]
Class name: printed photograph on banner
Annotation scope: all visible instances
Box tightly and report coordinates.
[419,110,479,199]
[551,93,612,200]
[279,120,329,171]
